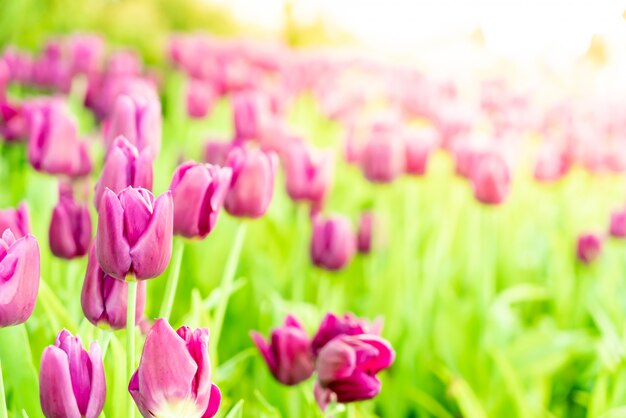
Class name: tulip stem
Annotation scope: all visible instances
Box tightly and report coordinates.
[100,330,113,358]
[158,239,186,321]
[210,221,247,362]
[0,359,7,418]
[126,278,138,418]
[291,204,309,301]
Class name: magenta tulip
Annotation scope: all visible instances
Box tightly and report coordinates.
[204,139,235,166]
[81,246,146,330]
[310,215,356,271]
[232,91,272,141]
[39,330,105,418]
[577,233,603,264]
[0,100,28,142]
[311,313,382,355]
[187,79,216,119]
[250,315,315,386]
[356,212,373,254]
[314,334,395,410]
[67,34,104,76]
[94,135,153,208]
[610,208,626,238]
[0,229,40,327]
[471,152,511,205]
[0,202,30,238]
[224,147,277,218]
[360,126,405,183]
[282,140,334,206]
[49,184,91,259]
[129,319,221,418]
[403,127,438,175]
[96,187,173,280]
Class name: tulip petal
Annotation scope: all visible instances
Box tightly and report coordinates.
[201,384,222,418]
[39,346,82,418]
[84,342,106,418]
[96,188,131,279]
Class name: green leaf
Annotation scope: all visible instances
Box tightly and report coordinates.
[224,400,244,418]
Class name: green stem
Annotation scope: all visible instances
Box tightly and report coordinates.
[210,222,247,362]
[100,330,113,358]
[126,278,138,418]
[292,204,308,301]
[0,359,7,418]
[158,239,186,321]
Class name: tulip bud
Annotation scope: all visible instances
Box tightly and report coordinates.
[67,34,104,77]
[311,313,381,355]
[0,202,30,238]
[105,94,162,158]
[129,319,221,418]
[471,152,511,205]
[310,215,356,271]
[610,208,626,238]
[0,229,40,327]
[282,140,334,206]
[356,212,373,254]
[232,91,272,141]
[94,135,153,208]
[187,79,216,119]
[26,100,92,177]
[577,233,603,264]
[0,100,28,142]
[403,127,438,175]
[314,334,395,410]
[39,330,105,418]
[204,139,235,166]
[250,315,315,386]
[224,147,277,218]
[360,125,405,183]
[169,161,232,239]
[49,183,91,259]
[96,187,173,280]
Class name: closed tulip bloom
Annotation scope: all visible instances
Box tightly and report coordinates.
[224,147,277,218]
[357,212,373,254]
[204,139,235,166]
[96,187,173,280]
[250,315,315,386]
[0,101,28,142]
[0,229,40,327]
[0,202,30,238]
[283,140,334,205]
[360,127,405,183]
[129,319,222,418]
[232,91,272,141]
[94,135,154,208]
[81,245,146,329]
[314,334,395,410]
[105,94,162,158]
[577,233,603,264]
[169,161,232,239]
[187,79,216,119]
[67,34,104,76]
[310,215,356,271]
[403,127,438,175]
[49,184,91,259]
[39,330,105,418]
[534,144,570,183]
[471,152,511,205]
[610,208,626,238]
[311,313,382,355]
[26,100,92,177]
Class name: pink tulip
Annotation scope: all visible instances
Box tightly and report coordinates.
[310,215,356,271]
[403,127,438,175]
[250,315,315,386]
[471,151,511,205]
[534,144,571,183]
[360,125,405,183]
[187,78,216,119]
[39,330,105,418]
[610,208,626,238]
[577,233,603,264]
[169,161,232,238]
[67,34,105,76]
[0,202,30,238]
[129,319,221,418]
[314,334,395,410]
[282,140,334,206]
[231,91,272,141]
[49,183,91,259]
[0,100,28,142]
[204,139,235,166]
[96,187,173,280]
[356,212,373,254]
[81,245,146,330]
[311,313,382,355]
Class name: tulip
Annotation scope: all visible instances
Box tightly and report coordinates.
[232,91,272,141]
[314,334,395,410]
[67,34,104,76]
[360,125,405,183]
[224,147,277,218]
[311,313,381,355]
[609,208,626,238]
[81,245,146,329]
[96,187,173,280]
[356,212,373,254]
[39,330,105,418]
[471,151,511,205]
[577,233,603,264]
[282,140,334,206]
[310,215,356,271]
[250,315,315,385]
[403,127,438,175]
[129,319,221,418]
[0,100,28,142]
[0,202,30,238]
[94,135,153,208]
[0,229,39,327]
[534,144,571,183]
[204,139,235,166]
[169,161,232,239]
[105,94,162,158]
[49,183,91,259]
[187,79,216,119]
[26,100,92,177]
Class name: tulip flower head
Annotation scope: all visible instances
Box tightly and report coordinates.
[204,139,236,166]
[169,161,232,239]
[96,187,173,280]
[129,319,221,418]
[577,233,603,265]
[356,212,374,254]
[49,183,91,259]
[310,215,356,271]
[311,312,382,355]
[403,126,438,176]
[0,201,30,238]
[360,124,405,183]
[39,330,106,418]
[282,140,334,206]
[187,78,216,119]
[471,151,511,205]
[250,315,315,386]
[609,208,626,238]
[232,90,273,141]
[0,229,40,327]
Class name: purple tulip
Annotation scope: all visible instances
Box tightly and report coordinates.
[232,91,272,141]
[610,208,626,238]
[81,245,146,330]
[94,135,154,208]
[577,233,603,264]
[311,313,382,355]
[204,139,235,166]
[49,183,91,259]
[169,161,232,239]
[187,78,216,119]
[0,229,40,327]
[0,202,30,238]
[282,140,334,206]
[26,99,92,177]
[314,334,395,410]
[250,315,315,386]
[129,319,221,418]
[356,212,373,254]
[471,151,511,205]
[360,125,405,183]
[105,94,162,158]
[96,187,173,280]
[310,215,356,271]
[39,330,105,418]
[224,147,277,218]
